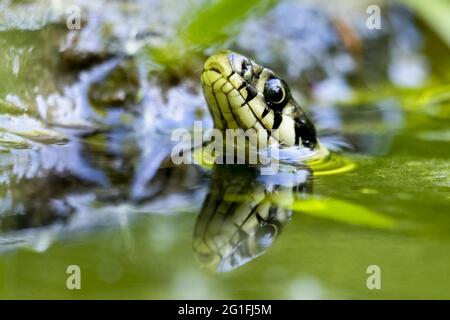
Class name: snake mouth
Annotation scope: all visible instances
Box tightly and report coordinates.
[201,51,264,131]
[201,50,318,149]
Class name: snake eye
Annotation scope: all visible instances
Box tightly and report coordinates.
[264,78,287,107]
[255,224,278,250]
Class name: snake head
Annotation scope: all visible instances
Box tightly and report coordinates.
[201,50,317,149]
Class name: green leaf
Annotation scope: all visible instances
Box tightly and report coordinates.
[284,196,395,229]
[181,0,272,48]
[146,0,276,66]
[399,0,450,48]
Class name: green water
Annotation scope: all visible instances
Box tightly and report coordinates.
[1,112,449,299]
[0,0,449,299]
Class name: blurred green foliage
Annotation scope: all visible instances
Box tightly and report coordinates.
[293,197,395,229]
[146,0,276,67]
[399,0,450,48]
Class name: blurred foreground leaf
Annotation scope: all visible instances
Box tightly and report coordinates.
[348,83,450,119]
[182,0,271,47]
[399,0,450,48]
[288,196,395,229]
[146,0,276,67]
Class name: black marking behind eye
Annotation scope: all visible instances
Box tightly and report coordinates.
[272,113,282,130]
[294,125,301,145]
[261,108,270,119]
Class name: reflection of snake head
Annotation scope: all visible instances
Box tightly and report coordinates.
[193,165,312,272]
[201,50,317,149]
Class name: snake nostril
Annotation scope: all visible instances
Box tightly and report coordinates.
[241,60,250,72]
